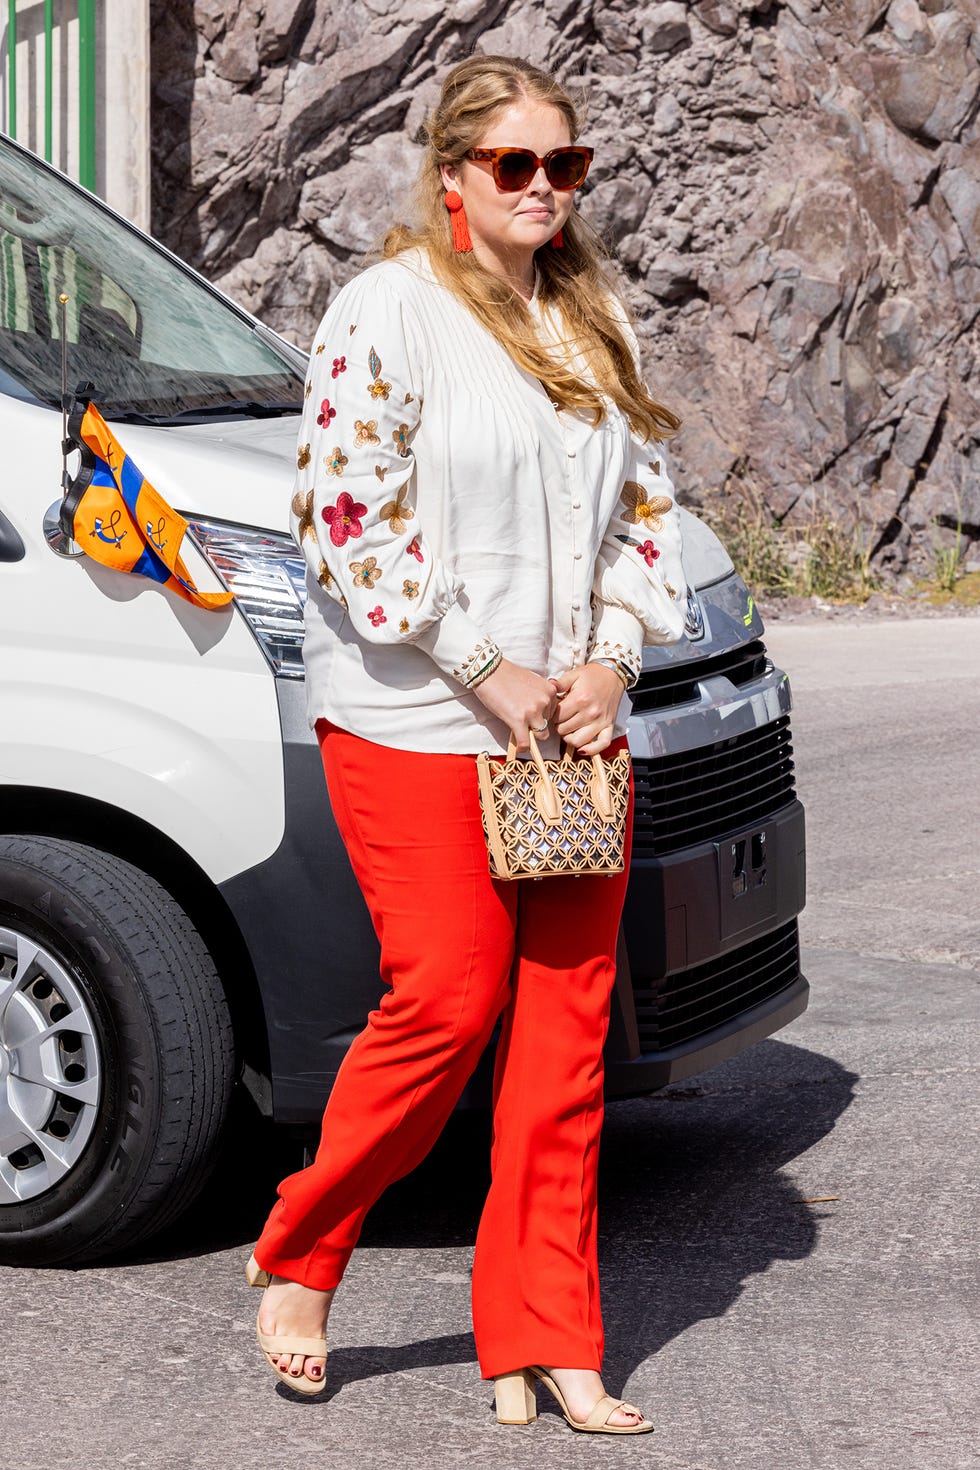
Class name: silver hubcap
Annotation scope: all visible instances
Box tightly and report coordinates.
[0,926,102,1204]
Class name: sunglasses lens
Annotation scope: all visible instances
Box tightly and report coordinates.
[547,150,588,190]
[495,151,536,191]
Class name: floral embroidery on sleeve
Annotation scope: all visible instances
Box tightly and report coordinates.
[322,491,367,546]
[323,443,351,473]
[354,419,381,447]
[296,274,492,670]
[616,533,661,567]
[324,447,349,477]
[349,555,382,589]
[380,486,415,535]
[591,430,687,657]
[317,558,347,607]
[292,488,316,540]
[620,481,674,533]
[367,347,392,401]
[315,344,325,355]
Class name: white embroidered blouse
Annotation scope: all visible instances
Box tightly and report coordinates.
[291,247,688,755]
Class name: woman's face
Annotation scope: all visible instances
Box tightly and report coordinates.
[441,99,577,261]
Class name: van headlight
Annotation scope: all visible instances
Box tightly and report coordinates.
[187,517,308,679]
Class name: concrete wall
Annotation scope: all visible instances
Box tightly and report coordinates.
[2,0,150,228]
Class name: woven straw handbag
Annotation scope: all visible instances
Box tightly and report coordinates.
[475,731,631,881]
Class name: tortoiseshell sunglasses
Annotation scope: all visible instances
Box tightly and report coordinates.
[465,145,594,193]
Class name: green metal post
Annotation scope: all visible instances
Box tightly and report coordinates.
[44,0,53,161]
[77,0,96,190]
[6,0,16,140]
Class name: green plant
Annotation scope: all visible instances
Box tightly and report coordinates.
[796,510,879,601]
[931,515,965,594]
[702,469,791,594]
[701,460,879,602]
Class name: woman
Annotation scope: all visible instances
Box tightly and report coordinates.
[245,54,687,1436]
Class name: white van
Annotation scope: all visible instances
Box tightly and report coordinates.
[0,136,807,1266]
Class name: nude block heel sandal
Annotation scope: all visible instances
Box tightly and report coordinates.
[245,1255,272,1289]
[494,1369,538,1424]
[496,1366,654,1435]
[245,1254,328,1396]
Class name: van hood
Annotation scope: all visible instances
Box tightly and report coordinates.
[63,409,736,589]
[112,413,301,532]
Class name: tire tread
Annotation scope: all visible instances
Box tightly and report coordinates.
[0,835,236,1262]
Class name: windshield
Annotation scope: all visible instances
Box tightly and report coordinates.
[0,139,304,422]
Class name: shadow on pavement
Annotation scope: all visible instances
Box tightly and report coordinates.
[129,1033,857,1398]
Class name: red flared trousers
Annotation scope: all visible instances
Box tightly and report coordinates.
[253,720,633,1379]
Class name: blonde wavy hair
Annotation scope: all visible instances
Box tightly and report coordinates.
[382,55,680,443]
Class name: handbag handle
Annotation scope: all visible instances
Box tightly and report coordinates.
[504,731,615,824]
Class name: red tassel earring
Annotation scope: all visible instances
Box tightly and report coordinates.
[444,190,473,252]
[551,227,564,249]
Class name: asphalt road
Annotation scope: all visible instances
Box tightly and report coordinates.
[4,615,979,1470]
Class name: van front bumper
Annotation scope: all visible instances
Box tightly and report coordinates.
[607,797,808,1097]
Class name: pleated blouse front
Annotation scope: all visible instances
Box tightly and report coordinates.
[290,247,688,755]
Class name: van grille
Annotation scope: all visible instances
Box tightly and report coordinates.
[630,639,769,713]
[631,716,796,857]
[633,920,801,1051]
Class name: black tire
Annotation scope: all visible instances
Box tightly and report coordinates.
[0,835,235,1266]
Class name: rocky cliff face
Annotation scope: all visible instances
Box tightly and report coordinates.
[151,0,980,576]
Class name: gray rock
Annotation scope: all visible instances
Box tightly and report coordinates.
[939,152,980,261]
[877,297,920,376]
[256,0,312,65]
[642,2,692,53]
[584,177,655,243]
[706,117,757,152]
[300,136,421,255]
[653,93,684,135]
[666,215,693,249]
[691,0,738,36]
[646,250,701,300]
[872,11,980,142]
[885,0,932,50]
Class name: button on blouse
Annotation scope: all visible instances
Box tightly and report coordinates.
[291,248,688,755]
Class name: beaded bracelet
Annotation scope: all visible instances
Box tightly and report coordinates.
[466,649,503,690]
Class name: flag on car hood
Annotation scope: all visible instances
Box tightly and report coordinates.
[60,394,233,611]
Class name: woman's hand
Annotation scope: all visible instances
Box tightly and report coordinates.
[470,658,558,750]
[550,663,625,754]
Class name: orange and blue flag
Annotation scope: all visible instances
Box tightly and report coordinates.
[60,395,232,611]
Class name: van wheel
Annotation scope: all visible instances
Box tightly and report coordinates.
[0,836,235,1266]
